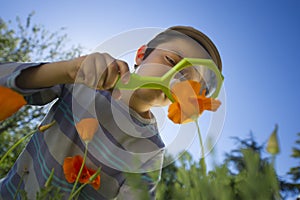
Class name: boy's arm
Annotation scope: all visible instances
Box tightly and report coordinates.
[15,58,80,89]
[15,53,129,90]
[0,62,68,105]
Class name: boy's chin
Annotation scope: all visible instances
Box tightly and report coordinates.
[135,89,170,106]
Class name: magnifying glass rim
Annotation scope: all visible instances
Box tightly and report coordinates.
[116,58,224,101]
[163,58,224,99]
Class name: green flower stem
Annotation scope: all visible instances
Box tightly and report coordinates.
[194,120,206,175]
[44,168,55,187]
[0,129,35,165]
[69,142,89,200]
[72,182,89,200]
[70,167,101,200]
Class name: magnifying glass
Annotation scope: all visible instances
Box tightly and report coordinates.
[116,58,224,101]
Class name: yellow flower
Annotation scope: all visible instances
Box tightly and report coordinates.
[75,118,99,143]
[38,121,56,132]
[0,86,27,121]
[266,125,280,155]
[168,80,221,124]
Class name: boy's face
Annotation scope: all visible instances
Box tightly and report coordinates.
[125,37,212,109]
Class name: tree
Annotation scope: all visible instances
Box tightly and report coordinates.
[280,132,300,198]
[0,12,81,62]
[0,12,82,177]
[289,133,300,182]
[224,133,268,174]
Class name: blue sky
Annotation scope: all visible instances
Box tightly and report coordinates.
[1,0,300,178]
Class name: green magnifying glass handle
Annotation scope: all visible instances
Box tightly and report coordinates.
[115,58,224,101]
[116,73,174,101]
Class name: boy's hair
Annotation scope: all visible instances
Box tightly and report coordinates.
[143,26,222,71]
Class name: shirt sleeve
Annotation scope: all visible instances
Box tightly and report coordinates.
[0,62,64,105]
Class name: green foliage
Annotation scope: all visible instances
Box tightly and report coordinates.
[124,173,152,200]
[156,135,285,200]
[35,169,64,200]
[224,134,267,174]
[0,106,44,177]
[289,132,300,182]
[35,186,63,200]
[0,13,82,178]
[9,168,63,200]
[279,132,300,198]
[0,12,82,62]
[155,155,179,199]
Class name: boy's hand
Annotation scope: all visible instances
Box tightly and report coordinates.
[73,52,130,93]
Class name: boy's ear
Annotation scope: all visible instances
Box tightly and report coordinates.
[135,45,147,65]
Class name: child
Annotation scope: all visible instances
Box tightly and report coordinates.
[0,26,222,199]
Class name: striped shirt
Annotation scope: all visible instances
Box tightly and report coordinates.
[0,63,165,200]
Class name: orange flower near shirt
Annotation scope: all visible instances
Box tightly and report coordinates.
[168,80,221,124]
[75,118,99,143]
[87,167,101,190]
[0,86,27,121]
[63,155,101,190]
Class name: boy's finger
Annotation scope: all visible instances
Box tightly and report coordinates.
[96,69,107,90]
[80,54,100,88]
[115,60,130,84]
[103,62,119,89]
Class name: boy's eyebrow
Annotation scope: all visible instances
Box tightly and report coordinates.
[168,49,184,60]
[156,44,184,59]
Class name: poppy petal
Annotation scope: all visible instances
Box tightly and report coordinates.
[63,157,77,183]
[76,118,99,143]
[63,155,101,189]
[168,80,221,124]
[88,168,101,190]
[0,86,27,121]
[168,102,181,124]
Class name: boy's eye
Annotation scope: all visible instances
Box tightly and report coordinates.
[165,56,176,66]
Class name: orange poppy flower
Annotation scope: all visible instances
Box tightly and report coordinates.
[0,86,27,121]
[168,80,221,124]
[63,155,101,190]
[87,168,101,190]
[75,118,99,143]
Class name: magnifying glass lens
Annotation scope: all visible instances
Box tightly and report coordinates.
[171,65,218,97]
